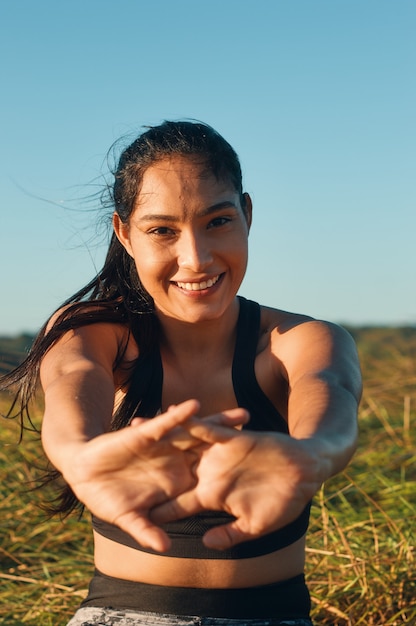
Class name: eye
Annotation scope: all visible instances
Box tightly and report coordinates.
[148,226,176,237]
[208,216,232,229]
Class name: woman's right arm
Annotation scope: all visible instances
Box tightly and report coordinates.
[40,322,122,471]
[39,323,203,551]
[39,322,249,551]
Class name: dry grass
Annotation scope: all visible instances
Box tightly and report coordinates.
[1,329,415,625]
[306,412,415,624]
[0,407,92,625]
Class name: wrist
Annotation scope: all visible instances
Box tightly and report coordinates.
[295,432,356,482]
[41,431,92,480]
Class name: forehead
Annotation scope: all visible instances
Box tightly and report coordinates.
[135,156,238,211]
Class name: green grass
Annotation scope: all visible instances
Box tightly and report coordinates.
[1,328,415,625]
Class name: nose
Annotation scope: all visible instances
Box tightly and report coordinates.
[177,229,213,271]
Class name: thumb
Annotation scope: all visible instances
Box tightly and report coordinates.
[113,511,172,553]
[202,519,253,551]
[150,490,202,525]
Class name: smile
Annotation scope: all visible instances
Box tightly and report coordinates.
[174,275,221,291]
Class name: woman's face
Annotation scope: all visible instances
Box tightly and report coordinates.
[114,156,251,325]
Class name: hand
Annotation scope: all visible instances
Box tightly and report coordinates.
[61,400,202,552]
[151,420,324,550]
[60,401,249,553]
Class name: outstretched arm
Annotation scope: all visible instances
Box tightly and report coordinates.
[40,321,248,551]
[151,320,362,550]
[280,319,361,477]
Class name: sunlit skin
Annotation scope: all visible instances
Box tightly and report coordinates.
[40,154,361,591]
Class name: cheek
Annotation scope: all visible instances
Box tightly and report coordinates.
[226,235,249,262]
[132,251,172,287]
[235,243,249,277]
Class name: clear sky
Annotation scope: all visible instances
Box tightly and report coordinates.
[1,0,415,335]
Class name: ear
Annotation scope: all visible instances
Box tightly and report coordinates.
[113,212,134,257]
[242,193,253,232]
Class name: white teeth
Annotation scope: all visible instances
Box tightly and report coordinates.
[176,275,220,291]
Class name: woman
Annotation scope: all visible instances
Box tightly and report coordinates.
[2,121,362,625]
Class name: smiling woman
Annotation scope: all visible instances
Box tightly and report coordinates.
[0,120,361,626]
[113,156,251,325]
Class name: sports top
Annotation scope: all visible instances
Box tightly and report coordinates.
[92,297,311,559]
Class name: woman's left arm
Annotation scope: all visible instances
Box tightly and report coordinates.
[276,319,362,480]
[151,320,362,549]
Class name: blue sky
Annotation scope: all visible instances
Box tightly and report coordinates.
[1,0,415,335]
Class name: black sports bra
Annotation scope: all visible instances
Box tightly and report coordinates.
[92,297,311,559]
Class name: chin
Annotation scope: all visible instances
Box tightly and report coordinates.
[157,296,236,325]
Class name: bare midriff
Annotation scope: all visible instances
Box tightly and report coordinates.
[93,531,306,588]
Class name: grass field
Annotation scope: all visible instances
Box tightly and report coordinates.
[1,327,415,625]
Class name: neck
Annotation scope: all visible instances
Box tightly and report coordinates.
[156,298,240,360]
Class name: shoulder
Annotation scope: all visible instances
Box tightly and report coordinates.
[258,303,360,386]
[41,304,138,379]
[259,303,355,346]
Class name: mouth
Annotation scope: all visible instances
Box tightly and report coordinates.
[173,274,222,292]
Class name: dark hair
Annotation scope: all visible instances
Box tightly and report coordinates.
[112,120,244,225]
[0,120,245,515]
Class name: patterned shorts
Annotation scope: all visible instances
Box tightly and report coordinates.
[66,607,313,626]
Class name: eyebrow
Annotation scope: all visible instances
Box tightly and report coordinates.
[137,201,239,223]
